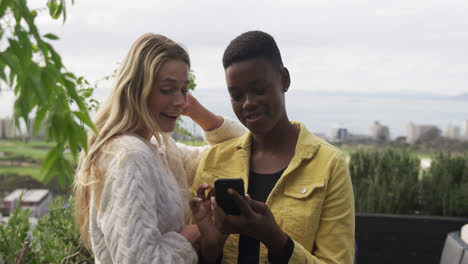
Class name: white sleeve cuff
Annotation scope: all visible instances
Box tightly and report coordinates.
[203,117,246,146]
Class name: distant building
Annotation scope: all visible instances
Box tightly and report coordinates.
[463,120,468,141]
[331,126,349,142]
[405,122,441,144]
[0,189,52,217]
[27,118,45,140]
[0,118,17,139]
[370,121,390,141]
[442,123,460,139]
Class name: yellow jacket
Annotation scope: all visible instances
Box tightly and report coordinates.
[192,122,355,264]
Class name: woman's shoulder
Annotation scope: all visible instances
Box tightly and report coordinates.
[99,134,157,165]
[109,133,154,151]
[298,125,345,160]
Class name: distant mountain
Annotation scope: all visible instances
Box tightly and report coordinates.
[306,90,468,101]
[452,92,468,100]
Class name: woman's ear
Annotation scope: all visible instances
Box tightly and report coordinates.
[280,67,291,92]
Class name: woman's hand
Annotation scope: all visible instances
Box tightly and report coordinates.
[180,224,201,249]
[212,190,289,253]
[181,93,201,118]
[181,93,223,131]
[190,183,228,262]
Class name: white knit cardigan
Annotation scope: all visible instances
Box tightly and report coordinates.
[89,118,245,264]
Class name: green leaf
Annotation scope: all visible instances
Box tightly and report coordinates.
[34,107,47,137]
[40,66,56,98]
[44,33,59,40]
[8,37,26,63]
[189,70,197,91]
[0,61,6,82]
[67,122,78,158]
[47,0,61,19]
[62,73,89,113]
[15,26,33,62]
[0,0,11,18]
[13,95,29,123]
[51,111,66,142]
[41,147,59,182]
[73,110,96,134]
[43,42,63,68]
[59,158,74,188]
[0,50,21,77]
[31,43,39,53]
[27,66,48,103]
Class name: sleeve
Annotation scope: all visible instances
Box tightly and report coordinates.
[175,117,246,187]
[267,235,295,263]
[288,152,355,264]
[95,151,198,264]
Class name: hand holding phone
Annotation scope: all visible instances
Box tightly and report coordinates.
[214,178,245,215]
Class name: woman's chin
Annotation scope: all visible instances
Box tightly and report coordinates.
[159,123,177,133]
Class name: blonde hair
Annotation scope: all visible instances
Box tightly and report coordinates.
[73,33,190,247]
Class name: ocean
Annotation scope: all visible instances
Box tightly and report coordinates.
[182,89,468,139]
[1,88,467,139]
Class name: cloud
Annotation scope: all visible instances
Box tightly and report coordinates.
[25,0,468,96]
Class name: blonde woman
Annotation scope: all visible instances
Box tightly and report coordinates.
[74,33,245,263]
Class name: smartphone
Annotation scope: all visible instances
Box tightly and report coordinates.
[214,178,245,216]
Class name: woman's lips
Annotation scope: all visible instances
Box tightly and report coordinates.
[246,112,264,124]
[161,113,179,120]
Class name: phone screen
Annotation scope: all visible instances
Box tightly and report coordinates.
[214,178,245,216]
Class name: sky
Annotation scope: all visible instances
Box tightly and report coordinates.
[1,0,468,117]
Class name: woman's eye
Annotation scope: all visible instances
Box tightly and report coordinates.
[161,88,177,95]
[253,88,265,95]
[230,93,243,102]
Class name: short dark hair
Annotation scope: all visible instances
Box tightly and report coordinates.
[222,30,283,69]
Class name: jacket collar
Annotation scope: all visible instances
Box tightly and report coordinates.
[293,121,321,160]
[234,121,320,161]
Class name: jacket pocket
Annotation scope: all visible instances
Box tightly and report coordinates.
[200,169,243,185]
[281,181,325,242]
[283,182,324,199]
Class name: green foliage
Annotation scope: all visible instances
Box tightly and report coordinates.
[0,194,33,264]
[349,148,420,214]
[174,70,197,139]
[0,0,95,190]
[422,152,468,217]
[188,69,197,91]
[0,174,45,197]
[0,196,94,264]
[32,197,93,263]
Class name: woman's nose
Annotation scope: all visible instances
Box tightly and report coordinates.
[242,94,256,110]
[173,90,187,107]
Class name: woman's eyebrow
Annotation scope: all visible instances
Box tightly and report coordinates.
[159,78,190,84]
[248,78,266,86]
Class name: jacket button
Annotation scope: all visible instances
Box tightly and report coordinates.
[301,188,307,194]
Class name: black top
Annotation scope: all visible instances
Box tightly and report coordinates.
[237,169,294,264]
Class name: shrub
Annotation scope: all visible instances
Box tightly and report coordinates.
[0,196,33,264]
[349,148,420,214]
[422,152,468,217]
[0,196,94,264]
[32,196,93,263]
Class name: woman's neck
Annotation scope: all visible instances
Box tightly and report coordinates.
[136,128,151,141]
[251,118,299,154]
[249,118,300,174]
